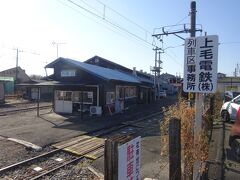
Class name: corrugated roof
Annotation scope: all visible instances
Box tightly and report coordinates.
[86,56,154,83]
[136,76,153,84]
[46,58,140,84]
[18,81,86,86]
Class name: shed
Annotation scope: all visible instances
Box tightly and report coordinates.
[0,76,14,95]
[0,81,4,103]
[45,57,143,115]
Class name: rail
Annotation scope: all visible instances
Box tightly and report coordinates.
[0,105,52,116]
[0,108,164,179]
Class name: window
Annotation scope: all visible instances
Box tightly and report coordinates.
[234,97,240,105]
[65,92,72,101]
[116,86,136,99]
[73,91,93,104]
[56,91,72,101]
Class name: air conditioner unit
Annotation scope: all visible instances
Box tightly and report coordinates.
[90,106,102,115]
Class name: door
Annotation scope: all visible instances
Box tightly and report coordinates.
[63,91,73,113]
[31,88,40,100]
[55,91,73,113]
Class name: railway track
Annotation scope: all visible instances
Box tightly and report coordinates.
[0,110,164,179]
[0,136,104,179]
[0,105,53,116]
[1,146,103,180]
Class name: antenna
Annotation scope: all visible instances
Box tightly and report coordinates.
[52,41,66,58]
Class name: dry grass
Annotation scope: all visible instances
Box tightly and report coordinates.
[212,91,223,120]
[160,95,215,177]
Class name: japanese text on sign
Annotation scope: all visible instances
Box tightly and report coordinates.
[118,136,141,180]
[183,35,218,93]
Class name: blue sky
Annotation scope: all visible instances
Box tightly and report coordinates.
[0,0,239,76]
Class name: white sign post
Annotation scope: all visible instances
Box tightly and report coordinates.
[183,35,219,93]
[183,35,218,179]
[118,136,141,180]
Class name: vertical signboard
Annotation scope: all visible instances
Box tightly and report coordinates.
[184,37,197,92]
[183,35,218,93]
[118,136,141,180]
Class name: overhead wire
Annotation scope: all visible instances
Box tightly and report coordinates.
[57,0,152,49]
[66,0,154,48]
[94,0,152,42]
[164,52,183,67]
[78,0,103,15]
[153,14,189,35]
[63,0,186,71]
[219,41,240,45]
[94,0,152,34]
[152,14,191,67]
[172,14,190,27]
[162,41,184,58]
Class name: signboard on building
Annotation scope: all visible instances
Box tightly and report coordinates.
[61,70,76,77]
[183,35,218,93]
[118,136,141,180]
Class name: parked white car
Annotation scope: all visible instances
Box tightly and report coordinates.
[159,90,167,98]
[221,95,240,122]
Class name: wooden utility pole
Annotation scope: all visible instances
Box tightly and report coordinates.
[14,48,20,93]
[13,48,39,93]
[169,118,181,180]
[104,139,119,180]
[15,49,19,83]
[37,87,40,117]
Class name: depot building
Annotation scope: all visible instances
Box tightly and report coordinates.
[44,56,154,115]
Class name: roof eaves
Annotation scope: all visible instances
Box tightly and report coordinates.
[45,57,64,68]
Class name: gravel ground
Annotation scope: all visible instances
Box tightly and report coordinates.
[0,138,53,169]
[41,159,99,180]
[0,95,177,179]
[0,102,52,113]
[1,151,77,179]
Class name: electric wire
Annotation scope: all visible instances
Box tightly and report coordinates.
[63,0,185,71]
[219,41,240,45]
[58,0,151,49]
[162,42,184,57]
[153,14,189,34]
[173,14,190,27]
[164,52,183,67]
[66,0,154,48]
[94,0,152,42]
[78,0,103,15]
[94,0,152,34]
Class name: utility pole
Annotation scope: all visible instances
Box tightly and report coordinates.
[152,2,203,179]
[151,47,163,100]
[15,48,19,84]
[190,1,196,38]
[188,0,196,106]
[152,5,202,102]
[14,48,23,93]
[13,48,39,93]
[190,1,203,180]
